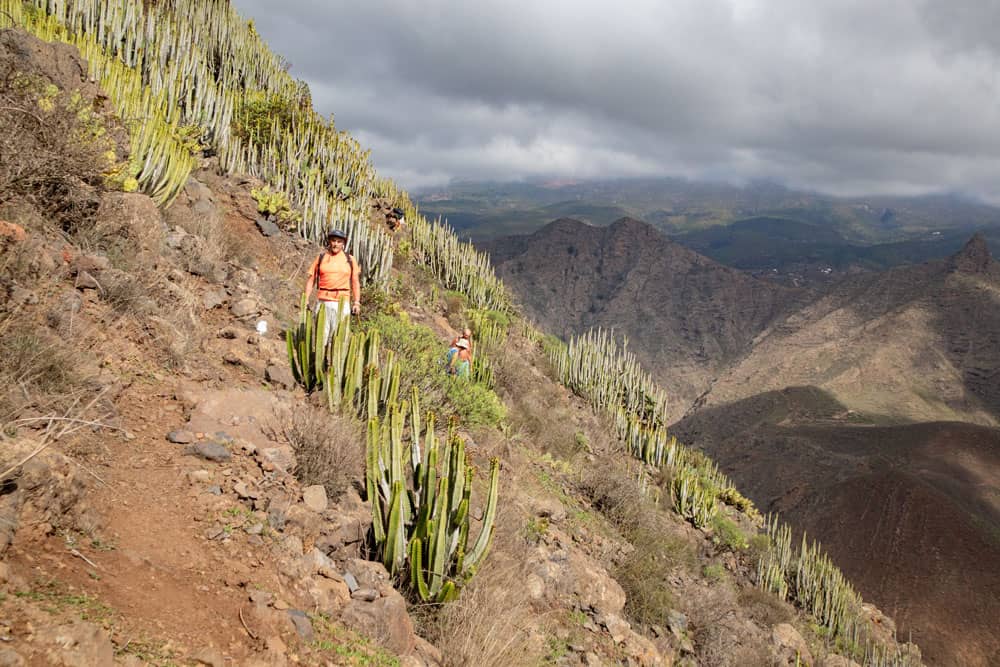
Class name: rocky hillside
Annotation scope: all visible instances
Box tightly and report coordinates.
[483,217,804,420]
[698,234,1000,425]
[0,13,926,667]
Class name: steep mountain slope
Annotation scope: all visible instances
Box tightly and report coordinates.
[672,387,1000,667]
[698,235,1000,425]
[0,8,931,667]
[483,217,805,420]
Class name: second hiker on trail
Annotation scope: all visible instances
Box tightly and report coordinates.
[304,228,361,344]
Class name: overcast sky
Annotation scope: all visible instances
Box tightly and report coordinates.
[232,0,1000,201]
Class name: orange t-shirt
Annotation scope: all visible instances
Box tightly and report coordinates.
[308,252,360,301]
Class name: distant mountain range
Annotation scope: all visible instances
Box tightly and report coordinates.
[419,178,1000,285]
[483,216,1000,667]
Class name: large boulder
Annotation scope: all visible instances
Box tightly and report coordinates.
[530,544,626,616]
[46,622,115,667]
[93,192,165,260]
[163,177,222,236]
[771,623,813,666]
[340,590,416,656]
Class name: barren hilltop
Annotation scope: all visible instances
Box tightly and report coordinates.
[0,3,943,667]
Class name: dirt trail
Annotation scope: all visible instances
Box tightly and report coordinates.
[3,377,302,664]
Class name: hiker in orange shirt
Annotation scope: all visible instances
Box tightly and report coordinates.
[304,229,361,344]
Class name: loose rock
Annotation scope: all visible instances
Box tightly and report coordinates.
[772,623,813,666]
[74,270,101,290]
[255,217,281,237]
[191,647,226,667]
[0,648,24,667]
[302,485,328,513]
[231,298,258,318]
[264,364,296,390]
[287,610,314,641]
[167,429,195,444]
[351,588,379,602]
[187,441,231,462]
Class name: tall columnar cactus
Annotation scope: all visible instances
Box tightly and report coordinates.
[409,215,510,312]
[670,467,718,528]
[551,327,916,665]
[286,294,325,393]
[286,296,400,420]
[754,515,919,667]
[3,0,395,284]
[367,394,500,602]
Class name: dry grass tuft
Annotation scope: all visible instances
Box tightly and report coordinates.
[0,63,115,233]
[421,499,546,667]
[737,586,795,628]
[0,316,94,424]
[277,406,364,502]
[578,462,695,628]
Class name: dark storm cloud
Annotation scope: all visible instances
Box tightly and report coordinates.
[232,0,1000,200]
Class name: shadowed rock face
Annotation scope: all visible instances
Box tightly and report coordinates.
[672,387,1000,667]
[483,217,804,420]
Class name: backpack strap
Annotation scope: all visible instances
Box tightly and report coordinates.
[346,252,355,298]
[313,251,326,292]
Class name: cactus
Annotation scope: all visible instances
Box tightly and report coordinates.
[368,399,500,602]
[285,297,401,422]
[3,0,395,284]
[670,467,718,528]
[409,215,510,312]
[286,294,323,392]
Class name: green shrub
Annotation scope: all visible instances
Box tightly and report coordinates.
[233,91,297,147]
[748,533,771,562]
[251,185,301,225]
[702,563,727,583]
[445,377,506,428]
[710,515,748,552]
[615,525,683,625]
[365,312,505,428]
[0,69,116,229]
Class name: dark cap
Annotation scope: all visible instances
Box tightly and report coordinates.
[392,207,405,218]
[326,228,348,242]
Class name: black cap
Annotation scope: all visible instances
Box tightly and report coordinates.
[392,207,405,217]
[326,228,348,242]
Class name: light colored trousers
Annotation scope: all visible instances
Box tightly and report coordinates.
[315,298,350,346]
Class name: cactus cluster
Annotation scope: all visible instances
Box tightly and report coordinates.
[2,0,394,284]
[756,516,919,666]
[550,328,916,664]
[287,298,502,603]
[548,328,743,527]
[464,308,509,352]
[286,296,402,423]
[252,185,301,226]
[367,394,500,602]
[286,297,389,413]
[670,467,718,528]
[409,215,510,312]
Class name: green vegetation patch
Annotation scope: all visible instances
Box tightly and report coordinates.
[15,580,114,626]
[365,312,506,428]
[710,514,748,552]
[310,613,400,667]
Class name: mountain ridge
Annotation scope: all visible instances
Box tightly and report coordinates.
[484,216,806,421]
